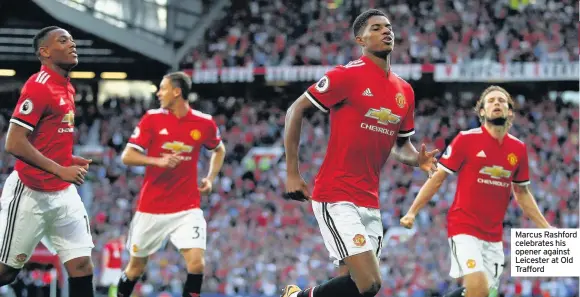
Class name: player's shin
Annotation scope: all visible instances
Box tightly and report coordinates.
[69,275,95,297]
[182,273,203,297]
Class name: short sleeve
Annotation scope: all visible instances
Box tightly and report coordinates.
[204,120,222,151]
[304,67,350,113]
[438,133,467,174]
[127,114,153,153]
[398,87,415,137]
[513,145,530,186]
[10,86,49,131]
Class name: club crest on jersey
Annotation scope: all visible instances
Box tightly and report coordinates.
[19,99,33,115]
[466,259,476,269]
[395,93,406,108]
[507,153,518,166]
[190,129,201,141]
[365,107,401,125]
[132,244,139,253]
[353,234,366,247]
[315,75,330,93]
[479,166,511,179]
[162,141,193,154]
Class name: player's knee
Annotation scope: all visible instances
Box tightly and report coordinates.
[186,257,205,274]
[0,264,20,286]
[64,256,94,277]
[359,280,381,297]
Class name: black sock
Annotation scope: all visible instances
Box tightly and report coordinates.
[69,275,94,297]
[117,272,138,297]
[444,287,466,297]
[297,275,360,297]
[182,273,203,297]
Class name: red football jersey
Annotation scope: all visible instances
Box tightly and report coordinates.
[305,55,415,209]
[103,240,122,269]
[438,126,530,242]
[127,108,222,214]
[10,65,76,192]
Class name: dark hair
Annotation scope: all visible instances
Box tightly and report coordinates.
[352,9,388,38]
[32,26,61,56]
[164,71,192,99]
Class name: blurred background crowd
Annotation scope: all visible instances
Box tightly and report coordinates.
[0,0,578,296]
[185,0,579,68]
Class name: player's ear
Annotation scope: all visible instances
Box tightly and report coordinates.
[172,87,181,98]
[479,108,485,118]
[507,109,514,121]
[354,35,365,47]
[38,46,50,59]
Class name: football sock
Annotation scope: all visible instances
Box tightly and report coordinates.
[116,272,138,297]
[444,287,466,297]
[182,273,203,297]
[69,275,94,297]
[297,275,361,297]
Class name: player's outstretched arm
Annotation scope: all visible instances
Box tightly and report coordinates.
[400,168,448,229]
[5,123,86,185]
[121,146,180,168]
[283,94,317,201]
[512,184,552,228]
[391,138,439,175]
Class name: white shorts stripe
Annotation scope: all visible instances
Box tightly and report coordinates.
[322,202,348,258]
[0,180,24,263]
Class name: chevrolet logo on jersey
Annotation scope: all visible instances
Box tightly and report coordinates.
[61,111,75,127]
[479,166,511,179]
[365,108,401,125]
[162,141,193,154]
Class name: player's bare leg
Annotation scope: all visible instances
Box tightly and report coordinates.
[180,248,205,297]
[64,256,95,297]
[462,272,489,297]
[284,250,381,297]
[0,263,20,286]
[337,262,349,277]
[117,256,148,297]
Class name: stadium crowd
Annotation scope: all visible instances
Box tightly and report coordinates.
[183,0,579,69]
[0,89,577,297]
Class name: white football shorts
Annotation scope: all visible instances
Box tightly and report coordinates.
[448,234,505,289]
[312,200,383,266]
[126,208,206,257]
[0,171,94,268]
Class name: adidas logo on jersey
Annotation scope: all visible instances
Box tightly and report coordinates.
[159,128,168,135]
[476,150,486,158]
[362,88,373,96]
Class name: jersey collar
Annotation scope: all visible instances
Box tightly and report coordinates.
[481,125,508,146]
[40,65,70,85]
[360,55,391,78]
